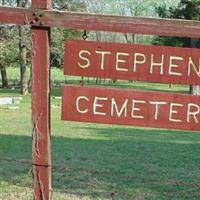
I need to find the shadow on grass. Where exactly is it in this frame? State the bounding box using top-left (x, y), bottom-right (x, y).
top-left (0, 127), bottom-right (200, 199)
top-left (0, 88), bottom-right (22, 96)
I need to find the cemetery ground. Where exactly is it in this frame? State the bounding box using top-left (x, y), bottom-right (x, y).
top-left (0, 68), bottom-right (200, 200)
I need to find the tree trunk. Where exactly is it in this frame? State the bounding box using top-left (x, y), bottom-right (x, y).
top-left (190, 38), bottom-right (200, 95)
top-left (190, 85), bottom-right (200, 95)
top-left (0, 65), bottom-right (9, 88)
top-left (123, 33), bottom-right (130, 43)
top-left (131, 34), bottom-right (136, 43)
top-left (19, 25), bottom-right (28, 95)
top-left (17, 0), bottom-right (28, 95)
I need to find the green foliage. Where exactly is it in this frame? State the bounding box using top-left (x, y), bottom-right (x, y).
top-left (86, 0), bottom-right (180, 16)
top-left (50, 0), bottom-right (87, 68)
top-left (153, 0), bottom-right (200, 47)
top-left (51, 28), bottom-right (82, 68)
top-left (171, 0), bottom-right (200, 20)
top-left (163, 0), bottom-right (200, 20)
top-left (0, 27), bottom-right (20, 68)
top-left (1, 0), bottom-right (86, 71)
top-left (85, 0), bottom-right (180, 44)
top-left (53, 0), bottom-right (86, 11)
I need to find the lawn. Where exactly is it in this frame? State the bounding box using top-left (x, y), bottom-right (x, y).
top-left (0, 70), bottom-right (200, 200)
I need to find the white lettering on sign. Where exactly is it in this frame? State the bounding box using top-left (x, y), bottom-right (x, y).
top-left (149, 101), bottom-right (167, 120)
top-left (133, 53), bottom-right (146, 72)
top-left (169, 103), bottom-right (183, 122)
top-left (150, 54), bottom-right (164, 75)
top-left (111, 98), bottom-right (128, 117)
top-left (116, 52), bottom-right (129, 71)
top-left (168, 56), bottom-right (183, 76)
top-left (77, 50), bottom-right (200, 79)
top-left (188, 58), bottom-right (200, 77)
top-left (76, 47), bottom-right (200, 81)
top-left (78, 50), bottom-right (91, 68)
top-left (187, 103), bottom-right (200, 123)
top-left (95, 50), bottom-right (112, 70)
top-left (76, 96), bottom-right (89, 114)
top-left (93, 96), bottom-right (108, 116)
top-left (75, 95), bottom-right (200, 124)
top-left (131, 99), bottom-right (146, 119)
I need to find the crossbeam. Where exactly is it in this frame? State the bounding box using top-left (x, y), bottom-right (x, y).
top-left (0, 6), bottom-right (200, 38)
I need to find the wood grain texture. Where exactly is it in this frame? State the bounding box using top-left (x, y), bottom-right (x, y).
top-left (62, 85), bottom-right (200, 132)
top-left (1, 6), bottom-right (200, 38)
top-left (32, 26), bottom-right (51, 200)
top-left (31, 0), bottom-right (51, 197)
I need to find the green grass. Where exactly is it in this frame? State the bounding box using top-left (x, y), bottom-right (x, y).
top-left (1, 67), bottom-right (190, 94)
top-left (0, 70), bottom-right (199, 199)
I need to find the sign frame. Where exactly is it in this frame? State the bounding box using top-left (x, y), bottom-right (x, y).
top-left (1, 2), bottom-right (200, 200)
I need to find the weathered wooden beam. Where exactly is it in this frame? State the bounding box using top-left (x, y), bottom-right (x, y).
top-left (31, 0), bottom-right (52, 200)
top-left (1, 6), bottom-right (200, 38)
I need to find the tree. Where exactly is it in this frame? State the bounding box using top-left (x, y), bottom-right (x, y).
top-left (0, 28), bottom-right (9, 88)
top-left (0, 0), bottom-right (16, 88)
top-left (0, 25), bottom-right (19, 88)
top-left (154, 0), bottom-right (200, 95)
top-left (84, 0), bottom-right (180, 44)
top-left (17, 0), bottom-right (30, 95)
top-left (50, 0), bottom-right (86, 68)
top-left (0, 0), bottom-right (30, 92)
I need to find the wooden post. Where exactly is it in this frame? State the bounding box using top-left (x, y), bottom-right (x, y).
top-left (31, 0), bottom-right (51, 199)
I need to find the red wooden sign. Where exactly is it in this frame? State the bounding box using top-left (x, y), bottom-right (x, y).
top-left (62, 85), bottom-right (200, 131)
top-left (64, 40), bottom-right (200, 85)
